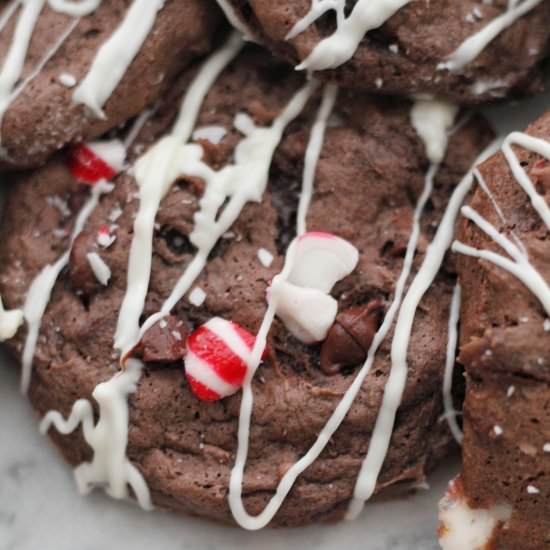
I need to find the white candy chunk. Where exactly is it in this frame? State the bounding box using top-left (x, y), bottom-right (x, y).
top-left (189, 286), bottom-right (207, 307)
top-left (0, 297), bottom-right (24, 341)
top-left (58, 72), bottom-right (77, 88)
top-left (269, 280), bottom-right (337, 344)
top-left (87, 139), bottom-right (126, 172)
top-left (86, 252), bottom-right (111, 286)
top-left (288, 232), bottom-right (359, 293)
top-left (439, 479), bottom-right (512, 550)
top-left (257, 247), bottom-right (274, 268)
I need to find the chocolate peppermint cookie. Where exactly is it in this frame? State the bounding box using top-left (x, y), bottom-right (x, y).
top-left (438, 111), bottom-right (550, 549)
top-left (0, 0), bottom-right (221, 169)
top-left (219, 0), bottom-right (550, 104)
top-left (0, 40), bottom-right (494, 527)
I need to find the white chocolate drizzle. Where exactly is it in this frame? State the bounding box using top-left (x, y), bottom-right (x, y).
top-left (0, 296), bottom-right (23, 341)
top-left (41, 37), bottom-right (245, 509)
top-left (21, 180), bottom-right (113, 394)
top-left (411, 98), bottom-right (458, 164)
top-left (73, 0), bottom-right (165, 118)
top-left (453, 132), bottom-right (550, 317)
top-left (48, 0), bottom-right (100, 16)
top-left (215, 0), bottom-right (255, 42)
top-left (14, 28), bottom-right (516, 525)
top-left (284, 0), bottom-right (540, 93)
top-left (192, 125), bottom-right (227, 145)
top-left (0, 0), bottom-right (162, 150)
top-left (346, 140), bottom-right (499, 520)
top-left (439, 0), bottom-right (544, 73)
top-left (40, 359), bottom-right (152, 509)
top-left (296, 83), bottom-right (338, 236)
top-left (227, 99), bottom-right (455, 529)
top-left (0, 1), bottom-right (21, 34)
top-left (134, 75), bottom-right (317, 350)
top-left (442, 283), bottom-right (464, 444)
top-left (114, 33), bottom-right (245, 356)
top-left (287, 0), bottom-right (412, 71)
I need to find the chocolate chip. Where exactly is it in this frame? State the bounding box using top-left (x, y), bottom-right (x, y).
top-left (320, 301), bottom-right (385, 375)
top-left (133, 315), bottom-right (188, 363)
top-left (160, 226), bottom-right (194, 256)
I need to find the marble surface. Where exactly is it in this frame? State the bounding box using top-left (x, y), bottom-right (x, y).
top-left (1, 90), bottom-right (549, 550)
top-left (0, 357), bottom-right (449, 550)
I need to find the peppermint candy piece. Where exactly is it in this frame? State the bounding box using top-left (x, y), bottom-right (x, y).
top-left (288, 231), bottom-right (359, 293)
top-left (68, 139), bottom-right (126, 184)
top-left (270, 232), bottom-right (359, 344)
top-left (184, 317), bottom-right (260, 401)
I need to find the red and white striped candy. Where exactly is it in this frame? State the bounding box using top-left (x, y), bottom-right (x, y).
top-left (184, 317), bottom-right (260, 401)
top-left (68, 139), bottom-right (126, 185)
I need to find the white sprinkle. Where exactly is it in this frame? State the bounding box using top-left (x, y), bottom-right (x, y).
top-left (483, 349), bottom-right (493, 357)
top-left (375, 78), bottom-right (383, 89)
top-left (172, 330), bottom-right (182, 341)
top-left (189, 287), bottom-right (207, 307)
top-left (58, 72), bottom-right (77, 88)
top-left (257, 248), bottom-right (274, 268)
top-left (473, 7), bottom-right (483, 18)
top-left (192, 125), bottom-right (227, 145)
top-left (520, 316), bottom-right (529, 323)
top-left (527, 485), bottom-right (540, 495)
top-left (86, 252), bottom-right (111, 286)
top-left (543, 443), bottom-right (550, 453)
top-left (108, 206), bottom-right (123, 222)
top-left (97, 228), bottom-right (116, 248)
top-left (506, 385), bottom-right (515, 398)
top-left (543, 319), bottom-right (550, 332)
top-left (159, 319), bottom-right (167, 329)
top-left (389, 43), bottom-right (399, 54)
top-left (493, 425), bottom-right (503, 436)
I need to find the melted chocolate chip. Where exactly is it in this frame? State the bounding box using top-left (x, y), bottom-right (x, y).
top-left (133, 315), bottom-right (188, 363)
top-left (160, 226), bottom-right (194, 256)
top-left (320, 301), bottom-right (385, 375)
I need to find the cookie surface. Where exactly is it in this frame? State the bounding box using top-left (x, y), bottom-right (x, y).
top-left (223, 0), bottom-right (550, 104)
top-left (0, 44), bottom-right (493, 526)
top-left (449, 112), bottom-right (550, 549)
top-left (0, 0), bottom-right (221, 169)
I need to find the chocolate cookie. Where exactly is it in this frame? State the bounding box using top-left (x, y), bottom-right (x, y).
top-left (0, 0), bottom-right (221, 169)
top-left (0, 40), bottom-right (494, 527)
top-left (439, 113), bottom-right (550, 548)
top-left (220, 0), bottom-right (550, 104)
